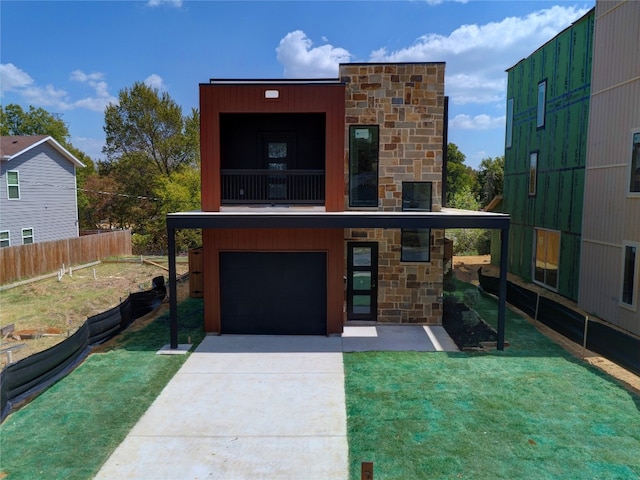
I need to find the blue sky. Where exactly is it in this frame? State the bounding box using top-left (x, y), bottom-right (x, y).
top-left (1, 0), bottom-right (593, 169)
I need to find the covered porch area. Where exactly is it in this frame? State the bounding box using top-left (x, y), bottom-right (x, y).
top-left (166, 208), bottom-right (510, 349)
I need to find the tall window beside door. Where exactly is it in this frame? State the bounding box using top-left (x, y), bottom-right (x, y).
top-left (349, 126), bottom-right (379, 207)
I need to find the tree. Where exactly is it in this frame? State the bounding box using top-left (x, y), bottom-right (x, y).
top-left (103, 82), bottom-right (199, 176)
top-left (0, 104), bottom-right (69, 139)
top-left (476, 156), bottom-right (504, 208)
top-left (446, 143), bottom-right (478, 207)
top-left (98, 82), bottom-right (201, 253)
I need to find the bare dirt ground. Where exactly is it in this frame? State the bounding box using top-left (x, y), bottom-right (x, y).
top-left (0, 259), bottom-right (189, 368)
top-left (452, 255), bottom-right (640, 396)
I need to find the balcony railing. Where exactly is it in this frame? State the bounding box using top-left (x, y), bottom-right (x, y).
top-left (221, 169), bottom-right (325, 205)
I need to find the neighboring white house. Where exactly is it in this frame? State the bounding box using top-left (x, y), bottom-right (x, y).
top-left (0, 135), bottom-right (85, 247)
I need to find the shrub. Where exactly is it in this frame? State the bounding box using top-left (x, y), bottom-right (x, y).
top-left (463, 288), bottom-right (481, 309)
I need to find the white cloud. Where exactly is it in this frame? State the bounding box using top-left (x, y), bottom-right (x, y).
top-left (369, 5), bottom-right (591, 105)
top-left (449, 113), bottom-right (505, 130)
top-left (70, 70), bottom-right (117, 112)
top-left (147, 0), bottom-right (182, 7)
top-left (276, 30), bottom-right (352, 78)
top-left (0, 63), bottom-right (34, 92)
top-left (1, 63), bottom-right (71, 108)
top-left (144, 74), bottom-right (166, 91)
top-left (0, 64), bottom-right (116, 112)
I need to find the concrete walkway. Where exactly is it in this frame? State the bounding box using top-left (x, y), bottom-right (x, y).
top-left (95, 325), bottom-right (457, 479)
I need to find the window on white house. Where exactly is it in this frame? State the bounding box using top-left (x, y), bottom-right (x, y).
top-left (349, 126), bottom-right (379, 207)
top-left (401, 229), bottom-right (431, 262)
top-left (621, 243), bottom-right (638, 309)
top-left (22, 228), bottom-right (34, 245)
top-left (506, 98), bottom-right (514, 149)
top-left (537, 80), bottom-right (546, 128)
top-left (629, 132), bottom-right (640, 193)
top-left (534, 228), bottom-right (560, 290)
top-left (7, 170), bottom-right (20, 199)
top-left (0, 231), bottom-right (9, 248)
top-left (529, 152), bottom-right (538, 196)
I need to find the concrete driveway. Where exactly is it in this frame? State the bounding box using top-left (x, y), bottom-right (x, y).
top-left (95, 325), bottom-right (456, 479)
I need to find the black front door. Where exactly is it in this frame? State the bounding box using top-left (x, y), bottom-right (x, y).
top-left (347, 242), bottom-right (378, 321)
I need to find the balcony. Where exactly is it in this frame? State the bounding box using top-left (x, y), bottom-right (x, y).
top-left (221, 169), bottom-right (325, 205)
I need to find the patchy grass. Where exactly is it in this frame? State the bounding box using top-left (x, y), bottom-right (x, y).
top-left (0, 260), bottom-right (189, 367)
top-left (0, 298), bottom-right (204, 480)
top-left (345, 280), bottom-right (640, 479)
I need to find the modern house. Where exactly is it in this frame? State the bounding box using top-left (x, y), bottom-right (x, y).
top-left (502, 9), bottom-right (594, 301)
top-left (166, 63), bottom-right (510, 346)
top-left (0, 135), bottom-right (84, 247)
top-left (579, 0), bottom-right (640, 337)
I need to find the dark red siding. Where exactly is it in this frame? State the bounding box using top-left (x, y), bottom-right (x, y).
top-left (203, 228), bottom-right (345, 335)
top-left (199, 83), bottom-right (345, 212)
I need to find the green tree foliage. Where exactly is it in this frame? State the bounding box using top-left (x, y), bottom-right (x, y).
top-left (446, 143), bottom-right (478, 207)
top-left (1, 104), bottom-right (69, 139)
top-left (95, 82), bottom-right (201, 254)
top-left (0, 104), bottom-right (96, 228)
top-left (476, 155), bottom-right (504, 208)
top-left (103, 82), bottom-right (199, 175)
top-left (445, 144), bottom-right (492, 255)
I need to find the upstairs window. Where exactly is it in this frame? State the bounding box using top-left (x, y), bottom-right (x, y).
top-left (402, 182), bottom-right (432, 211)
top-left (537, 80), bottom-right (546, 129)
top-left (529, 152), bottom-right (538, 196)
top-left (22, 228), bottom-right (34, 245)
top-left (629, 132), bottom-right (640, 193)
top-left (349, 126), bottom-right (379, 207)
top-left (505, 98), bottom-right (514, 149)
top-left (7, 170), bottom-right (20, 199)
top-left (0, 231), bottom-right (9, 248)
top-left (621, 243), bottom-right (638, 309)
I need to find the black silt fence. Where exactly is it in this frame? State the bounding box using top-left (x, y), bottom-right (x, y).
top-left (0, 276), bottom-right (167, 422)
top-left (478, 269), bottom-right (640, 376)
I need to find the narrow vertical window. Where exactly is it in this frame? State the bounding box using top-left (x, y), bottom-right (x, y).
top-left (0, 231), bottom-right (10, 248)
top-left (349, 126), bottom-right (379, 207)
top-left (22, 228), bottom-right (34, 245)
top-left (505, 98), bottom-right (514, 149)
top-left (621, 243), bottom-right (638, 308)
top-left (529, 152), bottom-right (538, 196)
top-left (534, 228), bottom-right (560, 290)
top-left (7, 170), bottom-right (20, 199)
top-left (629, 132), bottom-right (640, 193)
top-left (537, 80), bottom-right (546, 128)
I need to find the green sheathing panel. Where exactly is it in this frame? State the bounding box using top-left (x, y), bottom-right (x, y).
top-left (502, 10), bottom-right (593, 301)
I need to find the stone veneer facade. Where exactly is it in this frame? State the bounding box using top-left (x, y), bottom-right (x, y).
top-left (340, 62), bottom-right (446, 325)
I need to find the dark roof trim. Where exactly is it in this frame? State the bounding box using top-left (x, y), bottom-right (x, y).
top-left (167, 209), bottom-right (510, 230)
top-left (207, 78), bottom-right (342, 85)
top-left (340, 62), bottom-right (446, 67)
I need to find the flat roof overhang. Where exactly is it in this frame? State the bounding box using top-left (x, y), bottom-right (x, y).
top-left (166, 208), bottom-right (510, 350)
top-left (166, 208), bottom-right (510, 230)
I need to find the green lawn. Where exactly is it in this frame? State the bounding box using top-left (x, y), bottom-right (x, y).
top-left (0, 298), bottom-right (205, 480)
top-left (344, 282), bottom-right (640, 479)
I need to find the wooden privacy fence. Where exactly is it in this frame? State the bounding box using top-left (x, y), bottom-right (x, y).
top-left (0, 230), bottom-right (132, 285)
